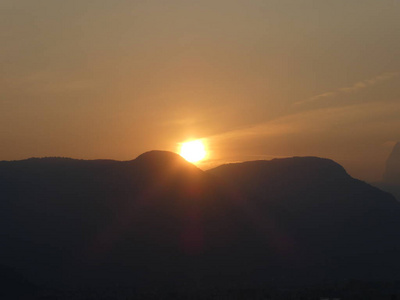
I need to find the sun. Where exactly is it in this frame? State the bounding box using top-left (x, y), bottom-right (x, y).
top-left (179, 140), bottom-right (207, 163)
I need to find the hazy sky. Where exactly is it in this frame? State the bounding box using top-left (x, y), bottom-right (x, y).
top-left (1, 0), bottom-right (400, 181)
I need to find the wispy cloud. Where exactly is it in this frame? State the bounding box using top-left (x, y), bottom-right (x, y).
top-left (208, 71), bottom-right (400, 149)
top-left (208, 100), bottom-right (400, 150)
top-left (203, 100), bottom-right (400, 181)
top-left (339, 72), bottom-right (399, 93)
top-left (295, 72), bottom-right (399, 106)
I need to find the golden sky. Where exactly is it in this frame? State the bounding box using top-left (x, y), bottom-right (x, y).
top-left (1, 0), bottom-right (400, 182)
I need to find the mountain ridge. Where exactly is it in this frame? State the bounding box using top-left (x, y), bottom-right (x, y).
top-left (1, 151), bottom-right (399, 293)
top-left (377, 141), bottom-right (400, 200)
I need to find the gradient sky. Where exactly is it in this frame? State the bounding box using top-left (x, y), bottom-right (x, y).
top-left (1, 0), bottom-right (400, 182)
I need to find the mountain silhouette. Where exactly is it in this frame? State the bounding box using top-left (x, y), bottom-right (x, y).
top-left (384, 142), bottom-right (400, 184)
top-left (379, 142), bottom-right (400, 200)
top-left (209, 157), bottom-right (400, 281)
top-left (1, 151), bottom-right (400, 295)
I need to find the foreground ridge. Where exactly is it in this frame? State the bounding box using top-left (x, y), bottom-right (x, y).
top-left (0, 151), bottom-right (399, 297)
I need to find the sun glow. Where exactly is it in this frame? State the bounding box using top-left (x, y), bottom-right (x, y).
top-left (179, 140), bottom-right (207, 163)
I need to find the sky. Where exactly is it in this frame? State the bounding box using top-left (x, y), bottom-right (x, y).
top-left (1, 0), bottom-right (400, 182)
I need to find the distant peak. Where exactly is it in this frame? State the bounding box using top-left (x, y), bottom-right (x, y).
top-left (393, 142), bottom-right (400, 152)
top-left (134, 150), bottom-right (194, 168)
top-left (390, 142), bottom-right (400, 162)
top-left (384, 142), bottom-right (400, 184)
top-left (135, 150), bottom-right (184, 162)
top-left (132, 151), bottom-right (204, 178)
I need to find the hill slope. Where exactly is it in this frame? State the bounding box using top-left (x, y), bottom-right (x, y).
top-left (1, 152), bottom-right (400, 292)
top-left (379, 142), bottom-right (400, 199)
top-left (208, 157), bottom-right (400, 282)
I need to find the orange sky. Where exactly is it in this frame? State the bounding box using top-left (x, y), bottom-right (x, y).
top-left (1, 0), bottom-right (400, 182)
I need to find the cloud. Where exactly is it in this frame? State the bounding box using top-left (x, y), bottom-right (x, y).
top-left (295, 72), bottom-right (399, 106)
top-left (207, 100), bottom-right (400, 156)
top-left (339, 72), bottom-right (399, 93)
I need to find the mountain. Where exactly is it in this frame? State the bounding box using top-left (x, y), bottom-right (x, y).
top-left (0, 151), bottom-right (242, 291)
top-left (384, 142), bottom-right (400, 184)
top-left (208, 157), bottom-right (400, 282)
top-left (378, 142), bottom-right (400, 199)
top-left (1, 152), bottom-right (400, 295)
